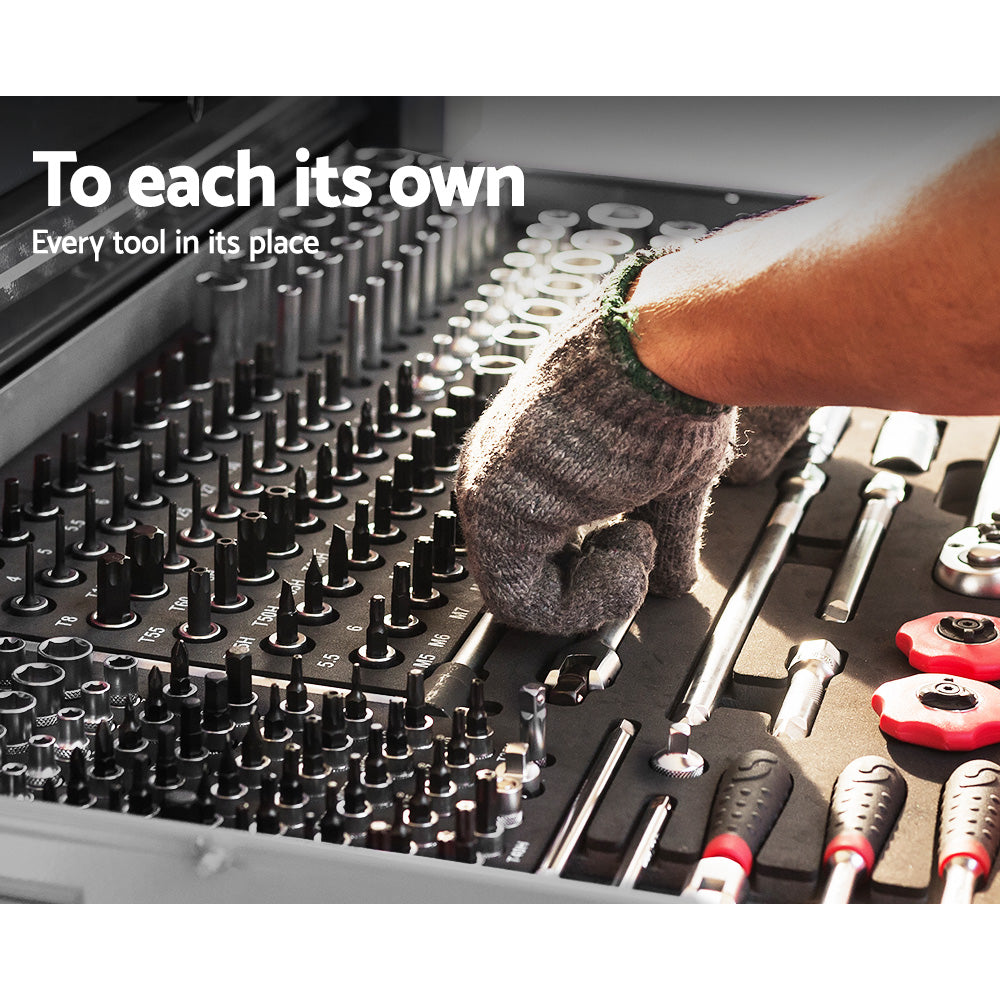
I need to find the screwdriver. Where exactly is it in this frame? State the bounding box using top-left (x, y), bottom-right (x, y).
top-left (680, 749), bottom-right (792, 903)
top-left (937, 759), bottom-right (1000, 904)
top-left (820, 756), bottom-right (906, 904)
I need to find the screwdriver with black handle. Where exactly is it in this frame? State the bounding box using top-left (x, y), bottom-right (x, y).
top-left (937, 759), bottom-right (1000, 904)
top-left (820, 755), bottom-right (907, 904)
top-left (680, 749), bottom-right (793, 903)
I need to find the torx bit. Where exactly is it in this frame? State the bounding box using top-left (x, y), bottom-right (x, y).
top-left (207, 379), bottom-right (236, 442)
top-left (333, 421), bottom-right (363, 486)
top-left (114, 702), bottom-right (150, 778)
top-left (39, 511), bottom-right (83, 588)
top-left (466, 678), bottom-right (494, 760)
top-left (386, 562), bottom-right (420, 636)
top-left (181, 398), bottom-right (213, 464)
top-left (321, 692), bottom-right (352, 773)
top-left (303, 369), bottom-right (331, 432)
top-left (177, 477), bottom-right (215, 547)
top-left (319, 781), bottom-right (346, 844)
top-left (151, 723), bottom-right (184, 799)
top-left (390, 453), bottom-right (423, 518)
top-left (62, 748), bottom-right (96, 808)
top-left (310, 442), bottom-right (343, 508)
top-left (404, 669), bottom-right (434, 757)
top-left (109, 388), bottom-right (141, 451)
top-left (163, 501), bottom-right (192, 573)
top-left (178, 566), bottom-right (222, 642)
top-left (394, 360), bottom-right (421, 421)
top-left (255, 410), bottom-right (289, 476)
top-left (324, 524), bottom-right (360, 597)
top-left (260, 485), bottom-right (298, 559)
top-left (126, 525), bottom-right (168, 600)
top-left (821, 756), bottom-right (907, 904)
top-left (278, 743), bottom-right (309, 836)
top-left (431, 509), bottom-right (464, 580)
top-left (156, 420), bottom-right (189, 487)
top-left (352, 595), bottom-right (399, 668)
top-left (344, 664), bottom-right (373, 743)
top-left (446, 708), bottom-right (476, 792)
top-left (280, 655), bottom-right (314, 735)
top-left (354, 401), bottom-right (384, 463)
top-left (253, 342), bottom-right (281, 403)
top-left (349, 500), bottom-right (382, 570)
top-left (126, 755), bottom-right (156, 816)
top-left (160, 349), bottom-right (190, 411)
top-left (98, 464), bottom-right (136, 535)
top-left (362, 722), bottom-right (393, 809)
top-left (411, 429), bottom-right (442, 495)
top-left (25, 453), bottom-right (59, 520)
top-left (384, 698), bottom-right (414, 783)
top-left (205, 456), bottom-right (239, 522)
top-left (410, 536), bottom-right (442, 608)
top-left (232, 432), bottom-right (263, 498)
top-left (82, 411), bottom-right (113, 475)
top-left (211, 537), bottom-right (246, 611)
top-left (88, 551), bottom-right (137, 629)
top-left (232, 360), bottom-right (261, 422)
top-left (278, 390), bottom-right (309, 454)
top-left (371, 477), bottom-right (402, 544)
top-left (235, 710), bottom-right (271, 811)
top-left (255, 774), bottom-right (285, 835)
top-left (211, 737), bottom-right (249, 826)
top-left (54, 431), bottom-right (85, 497)
top-left (237, 510), bottom-right (273, 585)
top-left (321, 350), bottom-right (351, 413)
top-left (293, 466), bottom-right (321, 532)
top-left (338, 753), bottom-right (373, 839)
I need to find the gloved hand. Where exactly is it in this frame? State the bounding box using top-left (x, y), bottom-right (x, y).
top-left (456, 249), bottom-right (737, 636)
top-left (727, 405), bottom-right (815, 485)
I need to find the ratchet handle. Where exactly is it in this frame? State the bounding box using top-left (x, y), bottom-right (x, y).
top-left (938, 759), bottom-right (1000, 878)
top-left (703, 749), bottom-right (793, 874)
top-left (823, 755), bottom-right (907, 873)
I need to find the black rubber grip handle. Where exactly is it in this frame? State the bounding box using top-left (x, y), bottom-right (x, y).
top-left (938, 759), bottom-right (1000, 873)
top-left (705, 749), bottom-right (793, 855)
top-left (824, 755), bottom-right (907, 865)
top-left (424, 660), bottom-right (475, 717)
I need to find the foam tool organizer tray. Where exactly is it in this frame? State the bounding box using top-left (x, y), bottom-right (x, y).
top-left (0, 149), bottom-right (998, 904)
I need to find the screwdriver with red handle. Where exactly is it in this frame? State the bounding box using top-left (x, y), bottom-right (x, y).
top-left (937, 759), bottom-right (1000, 904)
top-left (680, 749), bottom-right (793, 903)
top-left (820, 755), bottom-right (907, 903)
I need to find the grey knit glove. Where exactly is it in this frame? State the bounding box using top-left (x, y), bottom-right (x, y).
top-left (727, 406), bottom-right (815, 485)
top-left (456, 250), bottom-right (737, 636)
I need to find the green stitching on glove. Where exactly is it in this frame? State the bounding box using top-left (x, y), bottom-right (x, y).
top-left (602, 248), bottom-right (725, 416)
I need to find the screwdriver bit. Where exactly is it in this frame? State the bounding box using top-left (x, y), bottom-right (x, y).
top-left (280, 655), bottom-right (314, 734)
top-left (255, 410), bottom-right (289, 476)
top-left (126, 442), bottom-right (163, 511)
top-left (25, 454), bottom-right (59, 520)
top-left (114, 702), bottom-right (150, 778)
top-left (390, 454), bottom-right (423, 518)
top-left (175, 696), bottom-right (210, 785)
top-left (338, 754), bottom-right (373, 840)
top-left (355, 400), bottom-right (385, 462)
top-left (324, 525), bottom-right (361, 597)
top-left (138, 665), bottom-right (173, 743)
top-left (319, 781), bottom-right (347, 844)
top-left (163, 502), bottom-right (192, 573)
top-left (255, 774), bottom-right (285, 836)
top-left (156, 421), bottom-right (189, 487)
top-left (321, 351), bottom-right (351, 413)
top-left (278, 744), bottom-right (309, 837)
top-left (362, 723), bottom-right (393, 809)
top-left (202, 672), bottom-right (235, 756)
top-left (344, 664), bottom-right (373, 743)
top-left (181, 399), bottom-right (213, 464)
top-left (211, 737), bottom-right (249, 826)
top-left (126, 525), bottom-right (168, 600)
top-left (204, 455), bottom-right (240, 522)
top-left (237, 510), bottom-right (274, 585)
top-left (446, 708), bottom-right (476, 792)
top-left (54, 432), bottom-right (86, 497)
top-left (126, 754), bottom-right (157, 817)
top-left (466, 678), bottom-right (495, 759)
top-left (235, 710), bottom-right (271, 811)
top-left (225, 644), bottom-right (257, 738)
top-left (232, 432), bottom-right (263, 499)
top-left (260, 486), bottom-right (298, 560)
top-left (349, 501), bottom-right (382, 571)
top-left (320, 693), bottom-right (352, 774)
top-left (309, 443), bottom-right (343, 509)
top-left (89, 552), bottom-right (138, 629)
top-left (293, 466), bottom-right (321, 532)
top-left (409, 537), bottom-right (443, 608)
top-left (177, 477), bottom-right (216, 548)
top-left (371, 477), bottom-right (403, 544)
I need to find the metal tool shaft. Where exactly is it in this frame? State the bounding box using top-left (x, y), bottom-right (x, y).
top-left (822, 472), bottom-right (907, 622)
top-left (537, 719), bottom-right (635, 876)
top-left (612, 794), bottom-right (672, 888)
top-left (678, 463), bottom-right (826, 726)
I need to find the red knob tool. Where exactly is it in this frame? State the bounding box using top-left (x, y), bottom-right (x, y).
top-left (871, 673), bottom-right (1000, 751)
top-left (896, 612), bottom-right (1000, 681)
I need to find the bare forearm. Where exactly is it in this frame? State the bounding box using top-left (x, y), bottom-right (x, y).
top-left (627, 109), bottom-right (1000, 415)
